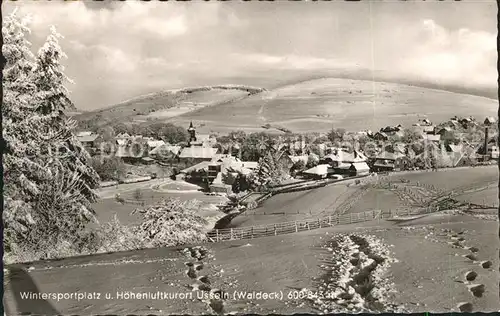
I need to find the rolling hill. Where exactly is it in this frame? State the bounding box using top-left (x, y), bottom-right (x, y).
top-left (74, 85), bottom-right (266, 127)
top-left (75, 78), bottom-right (497, 134)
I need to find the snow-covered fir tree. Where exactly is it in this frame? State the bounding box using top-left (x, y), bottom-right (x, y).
top-left (2, 10), bottom-right (51, 249)
top-left (2, 12), bottom-right (100, 256)
top-left (253, 142), bottom-right (290, 190)
top-left (31, 25), bottom-right (100, 211)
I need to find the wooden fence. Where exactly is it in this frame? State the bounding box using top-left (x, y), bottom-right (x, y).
top-left (206, 207), bottom-right (435, 242)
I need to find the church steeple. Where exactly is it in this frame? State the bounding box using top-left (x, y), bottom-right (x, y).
top-left (188, 121), bottom-right (196, 144)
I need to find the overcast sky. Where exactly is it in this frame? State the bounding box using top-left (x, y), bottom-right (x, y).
top-left (4, 0), bottom-right (497, 111)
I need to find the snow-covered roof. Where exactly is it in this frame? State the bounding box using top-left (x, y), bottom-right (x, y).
top-left (351, 162), bottom-right (370, 171)
top-left (211, 154), bottom-right (239, 163)
top-left (242, 161), bottom-right (259, 169)
top-left (485, 116), bottom-right (497, 125)
top-left (76, 131), bottom-right (93, 137)
top-left (191, 134), bottom-right (213, 145)
top-left (147, 140), bottom-right (166, 148)
top-left (303, 164), bottom-right (330, 176)
top-left (447, 144), bottom-right (463, 153)
top-left (116, 133), bottom-right (131, 138)
top-left (77, 134), bottom-right (99, 143)
top-left (179, 146), bottom-right (218, 159)
top-left (422, 134), bottom-right (441, 142)
top-left (181, 161), bottom-right (212, 174)
top-left (325, 150), bottom-right (367, 163)
top-left (375, 152), bottom-right (406, 161)
top-left (116, 139), bottom-right (127, 146)
top-left (149, 144), bottom-right (181, 156)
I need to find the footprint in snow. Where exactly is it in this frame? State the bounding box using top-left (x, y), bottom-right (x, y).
top-left (463, 254), bottom-right (477, 261)
top-left (467, 284), bottom-right (485, 298)
top-left (465, 271), bottom-right (478, 282)
top-left (457, 302), bottom-right (473, 312)
top-left (198, 275), bottom-right (211, 285)
top-left (480, 261), bottom-right (492, 269)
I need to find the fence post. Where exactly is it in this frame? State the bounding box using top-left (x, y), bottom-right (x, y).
top-left (251, 227), bottom-right (254, 239)
top-left (274, 224), bottom-right (277, 236)
top-left (307, 222), bottom-right (310, 230)
top-left (216, 229), bottom-right (219, 242)
top-left (295, 221), bottom-right (298, 232)
top-left (230, 228), bottom-right (234, 240)
top-left (318, 218), bottom-right (321, 228)
top-left (328, 216), bottom-right (332, 226)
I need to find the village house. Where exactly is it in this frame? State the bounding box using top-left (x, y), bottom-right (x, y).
top-left (115, 145), bottom-right (145, 164)
top-left (116, 132), bottom-right (131, 139)
top-left (302, 164), bottom-right (335, 179)
top-left (380, 124), bottom-right (402, 134)
top-left (148, 144), bottom-right (182, 161)
top-left (321, 149), bottom-right (370, 176)
top-left (412, 123), bottom-right (435, 135)
top-left (178, 146), bottom-right (219, 164)
top-left (372, 131), bottom-right (389, 141)
top-left (440, 143), bottom-right (470, 167)
top-left (147, 140), bottom-right (166, 152)
top-left (178, 154), bottom-right (258, 191)
top-left (76, 131), bottom-right (101, 152)
top-left (484, 116), bottom-right (497, 126)
top-left (436, 127), bottom-right (457, 142)
top-left (476, 137), bottom-right (499, 160)
top-left (371, 152), bottom-right (412, 172)
top-left (422, 134), bottom-right (441, 142)
top-left (387, 143), bottom-right (406, 155)
top-left (459, 116), bottom-right (477, 129)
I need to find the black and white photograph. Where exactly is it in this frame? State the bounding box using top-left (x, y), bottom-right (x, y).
top-left (2, 0), bottom-right (499, 314)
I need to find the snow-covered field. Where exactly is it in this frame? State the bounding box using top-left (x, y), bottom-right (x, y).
top-left (4, 167), bottom-right (499, 315)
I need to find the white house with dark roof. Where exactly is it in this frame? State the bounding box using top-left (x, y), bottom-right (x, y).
top-left (76, 132), bottom-right (100, 149)
top-left (179, 146), bottom-right (219, 164)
